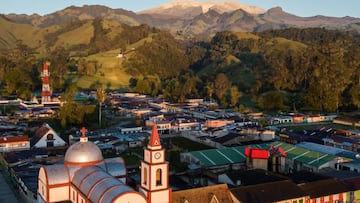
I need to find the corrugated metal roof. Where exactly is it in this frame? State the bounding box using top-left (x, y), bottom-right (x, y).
top-left (72, 166), bottom-right (134, 203)
top-left (272, 141), bottom-right (344, 167)
top-left (189, 144), bottom-right (263, 167)
top-left (78, 171), bottom-right (111, 196)
top-left (90, 181), bottom-right (133, 203)
top-left (72, 166), bottom-right (103, 187)
top-left (187, 141), bottom-right (347, 168)
top-left (105, 158), bottom-right (126, 177)
top-left (43, 164), bottom-right (69, 185)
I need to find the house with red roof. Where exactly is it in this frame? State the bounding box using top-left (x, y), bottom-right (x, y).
top-left (0, 135), bottom-right (30, 152)
top-left (31, 123), bottom-right (66, 149)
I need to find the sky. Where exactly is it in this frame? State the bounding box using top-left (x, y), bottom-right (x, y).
top-left (0, 0), bottom-right (359, 18)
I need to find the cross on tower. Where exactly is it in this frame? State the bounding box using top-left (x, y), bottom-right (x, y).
top-left (80, 127), bottom-right (87, 137)
top-left (80, 127), bottom-right (88, 142)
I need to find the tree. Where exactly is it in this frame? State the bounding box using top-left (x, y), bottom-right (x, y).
top-left (258, 91), bottom-right (288, 112)
top-left (48, 46), bottom-right (70, 90)
top-left (4, 69), bottom-right (33, 99)
top-left (206, 81), bottom-right (215, 101)
top-left (58, 86), bottom-right (95, 127)
top-left (214, 73), bottom-right (231, 103)
top-left (229, 86), bottom-right (242, 107)
top-left (96, 88), bottom-right (106, 126)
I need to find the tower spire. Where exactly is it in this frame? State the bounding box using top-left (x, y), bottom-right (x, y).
top-left (148, 124), bottom-right (161, 150)
top-left (41, 61), bottom-right (51, 104)
top-left (140, 124), bottom-right (171, 203)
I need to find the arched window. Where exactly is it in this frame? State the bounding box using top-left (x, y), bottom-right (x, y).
top-left (143, 167), bottom-right (147, 185)
top-left (72, 190), bottom-right (76, 201)
top-left (156, 169), bottom-right (162, 186)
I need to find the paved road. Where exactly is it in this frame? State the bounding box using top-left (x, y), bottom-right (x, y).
top-left (0, 170), bottom-right (20, 203)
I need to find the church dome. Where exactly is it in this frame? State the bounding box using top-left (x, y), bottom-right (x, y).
top-left (64, 136), bottom-right (104, 166)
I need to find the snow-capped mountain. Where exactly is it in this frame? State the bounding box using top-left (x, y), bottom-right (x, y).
top-left (138, 0), bottom-right (265, 19)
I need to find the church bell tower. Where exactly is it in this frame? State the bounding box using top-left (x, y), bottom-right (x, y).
top-left (139, 125), bottom-right (172, 203)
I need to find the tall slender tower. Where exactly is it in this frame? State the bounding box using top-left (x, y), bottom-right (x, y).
top-left (139, 125), bottom-right (172, 203)
top-left (41, 62), bottom-right (51, 104)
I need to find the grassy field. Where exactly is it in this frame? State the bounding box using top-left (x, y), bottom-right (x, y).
top-left (76, 49), bottom-right (131, 89)
top-left (265, 37), bottom-right (308, 53)
top-left (75, 35), bottom-right (155, 89)
top-left (54, 21), bottom-right (94, 49)
top-left (234, 32), bottom-right (260, 40)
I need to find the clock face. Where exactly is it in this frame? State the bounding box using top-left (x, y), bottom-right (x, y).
top-left (154, 152), bottom-right (161, 160)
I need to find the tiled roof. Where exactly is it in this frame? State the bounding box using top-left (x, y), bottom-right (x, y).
top-left (342, 176), bottom-right (360, 190)
top-left (172, 184), bottom-right (233, 203)
top-left (230, 180), bottom-right (307, 203)
top-left (225, 169), bottom-right (287, 186)
top-left (148, 124), bottom-right (161, 148)
top-left (0, 135), bottom-right (29, 143)
top-left (30, 123), bottom-right (51, 146)
top-left (299, 179), bottom-right (349, 198)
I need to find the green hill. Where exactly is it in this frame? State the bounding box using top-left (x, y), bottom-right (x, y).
top-left (53, 21), bottom-right (94, 49)
top-left (0, 16), bottom-right (44, 52)
top-left (264, 37), bottom-right (307, 52)
top-left (72, 32), bottom-right (155, 89)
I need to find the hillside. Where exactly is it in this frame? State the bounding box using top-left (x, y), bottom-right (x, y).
top-left (0, 4), bottom-right (359, 113)
top-left (0, 15), bottom-right (161, 89)
top-left (0, 15), bottom-right (44, 52)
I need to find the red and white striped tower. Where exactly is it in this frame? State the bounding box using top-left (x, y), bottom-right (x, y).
top-left (41, 62), bottom-right (51, 103)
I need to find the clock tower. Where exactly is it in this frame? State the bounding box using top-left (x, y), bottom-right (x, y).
top-left (139, 124), bottom-right (172, 203)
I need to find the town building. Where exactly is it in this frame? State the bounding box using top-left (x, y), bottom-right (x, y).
top-left (0, 135), bottom-right (30, 152)
top-left (37, 125), bottom-right (171, 203)
top-left (31, 123), bottom-right (66, 149)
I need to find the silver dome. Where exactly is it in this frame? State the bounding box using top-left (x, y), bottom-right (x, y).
top-left (64, 140), bottom-right (104, 166)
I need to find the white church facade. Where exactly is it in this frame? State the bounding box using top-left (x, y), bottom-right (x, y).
top-left (37, 125), bottom-right (171, 203)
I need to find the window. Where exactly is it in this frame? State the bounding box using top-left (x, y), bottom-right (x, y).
top-left (47, 134), bottom-right (54, 140)
top-left (143, 167), bottom-right (147, 185)
top-left (156, 169), bottom-right (162, 185)
top-left (72, 190), bottom-right (76, 201)
top-left (47, 133), bottom-right (54, 147)
top-left (47, 141), bottom-right (54, 147)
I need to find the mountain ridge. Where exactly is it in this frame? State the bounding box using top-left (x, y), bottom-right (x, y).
top-left (138, 0), bottom-right (265, 19)
top-left (2, 3), bottom-right (360, 40)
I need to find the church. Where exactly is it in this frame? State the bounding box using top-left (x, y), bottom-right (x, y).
top-left (37, 125), bottom-right (172, 203)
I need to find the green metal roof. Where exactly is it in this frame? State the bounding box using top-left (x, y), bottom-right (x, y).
top-left (188, 141), bottom-right (349, 168)
top-left (189, 144), bottom-right (268, 167)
